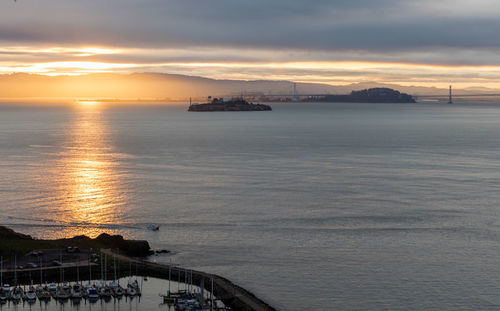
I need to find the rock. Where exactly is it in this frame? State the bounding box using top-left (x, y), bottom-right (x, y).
top-left (96, 233), bottom-right (153, 257)
top-left (0, 226), bottom-right (32, 240)
top-left (155, 249), bottom-right (170, 254)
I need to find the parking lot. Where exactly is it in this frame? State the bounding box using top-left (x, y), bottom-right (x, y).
top-left (1, 247), bottom-right (98, 270)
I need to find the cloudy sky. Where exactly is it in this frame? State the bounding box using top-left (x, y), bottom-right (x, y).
top-left (1, 0), bottom-right (500, 88)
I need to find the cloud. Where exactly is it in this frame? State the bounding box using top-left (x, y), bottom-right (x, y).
top-left (1, 0), bottom-right (499, 52)
top-left (1, 0), bottom-right (500, 87)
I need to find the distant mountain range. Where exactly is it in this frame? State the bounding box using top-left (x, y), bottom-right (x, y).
top-left (0, 72), bottom-right (497, 101)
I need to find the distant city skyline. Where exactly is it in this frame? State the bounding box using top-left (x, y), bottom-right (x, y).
top-left (1, 0), bottom-right (500, 88)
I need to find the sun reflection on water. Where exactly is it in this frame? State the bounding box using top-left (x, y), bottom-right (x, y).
top-left (51, 104), bottom-right (126, 238)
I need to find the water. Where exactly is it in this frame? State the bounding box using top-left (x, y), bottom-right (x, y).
top-left (1, 101), bottom-right (500, 310)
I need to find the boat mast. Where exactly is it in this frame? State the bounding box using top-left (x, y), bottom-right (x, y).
top-left (104, 254), bottom-right (107, 283)
top-left (113, 256), bottom-right (117, 283)
top-left (39, 256), bottom-right (42, 285)
top-left (448, 85), bottom-right (453, 104)
top-left (60, 251), bottom-right (64, 283)
top-left (88, 253), bottom-right (91, 285)
top-left (1, 256), bottom-right (3, 286)
top-left (100, 254), bottom-right (103, 283)
top-left (14, 255), bottom-right (17, 286)
top-left (211, 278), bottom-right (214, 311)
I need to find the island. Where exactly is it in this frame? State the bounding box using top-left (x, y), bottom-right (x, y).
top-left (188, 98), bottom-right (272, 112)
top-left (304, 88), bottom-right (416, 103)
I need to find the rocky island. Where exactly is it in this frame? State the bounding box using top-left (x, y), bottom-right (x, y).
top-left (188, 98), bottom-right (272, 112)
top-left (304, 88), bottom-right (416, 103)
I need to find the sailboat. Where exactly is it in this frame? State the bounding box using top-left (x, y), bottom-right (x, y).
top-left (124, 262), bottom-right (135, 297)
top-left (24, 284), bottom-right (37, 301)
top-left (87, 287), bottom-right (100, 301)
top-left (110, 256), bottom-right (124, 298)
top-left (99, 254), bottom-right (112, 299)
top-left (56, 253), bottom-right (70, 300)
top-left (9, 286), bottom-right (22, 302)
top-left (71, 265), bottom-right (83, 300)
top-left (48, 282), bottom-right (57, 297)
top-left (10, 255), bottom-right (22, 303)
top-left (0, 257), bottom-right (7, 304)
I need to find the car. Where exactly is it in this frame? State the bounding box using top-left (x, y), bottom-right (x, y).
top-left (26, 263), bottom-right (38, 268)
top-left (16, 265), bottom-right (24, 270)
top-left (29, 250), bottom-right (44, 257)
top-left (52, 260), bottom-right (62, 266)
top-left (66, 246), bottom-right (81, 253)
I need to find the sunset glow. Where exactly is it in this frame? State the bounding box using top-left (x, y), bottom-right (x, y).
top-left (2, 50), bottom-right (500, 89)
top-left (1, 0), bottom-right (500, 93)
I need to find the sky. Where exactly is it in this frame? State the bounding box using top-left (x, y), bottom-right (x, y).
top-left (1, 0), bottom-right (500, 88)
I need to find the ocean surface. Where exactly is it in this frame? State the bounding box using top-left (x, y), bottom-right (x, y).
top-left (1, 101), bottom-right (500, 310)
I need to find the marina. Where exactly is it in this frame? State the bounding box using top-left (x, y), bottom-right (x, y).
top-left (0, 276), bottom-right (217, 311)
top-left (0, 249), bottom-right (263, 311)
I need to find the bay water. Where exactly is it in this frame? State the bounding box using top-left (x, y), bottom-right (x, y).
top-left (1, 101), bottom-right (500, 310)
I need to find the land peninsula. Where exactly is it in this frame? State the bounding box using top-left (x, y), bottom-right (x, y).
top-left (304, 87), bottom-right (416, 103)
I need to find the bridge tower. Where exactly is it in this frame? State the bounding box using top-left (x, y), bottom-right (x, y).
top-left (292, 82), bottom-right (298, 101)
top-left (448, 85), bottom-right (453, 104)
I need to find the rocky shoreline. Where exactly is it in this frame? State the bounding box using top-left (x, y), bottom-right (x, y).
top-left (0, 225), bottom-right (153, 257)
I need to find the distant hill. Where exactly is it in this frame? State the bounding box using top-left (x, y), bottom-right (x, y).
top-left (0, 72), bottom-right (495, 101)
top-left (304, 88), bottom-right (416, 103)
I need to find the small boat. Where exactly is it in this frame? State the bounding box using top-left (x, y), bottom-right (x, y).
top-left (87, 288), bottom-right (100, 301)
top-left (9, 286), bottom-right (22, 302)
top-left (125, 284), bottom-right (137, 297)
top-left (0, 288), bottom-right (8, 304)
top-left (56, 284), bottom-right (70, 300)
top-left (48, 282), bottom-right (57, 295)
top-left (99, 285), bottom-right (113, 298)
top-left (36, 285), bottom-right (51, 301)
top-left (130, 279), bottom-right (141, 296)
top-left (24, 285), bottom-right (37, 301)
top-left (71, 283), bottom-right (83, 299)
top-left (148, 224), bottom-right (160, 231)
top-left (84, 282), bottom-right (94, 296)
top-left (113, 286), bottom-right (124, 298)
